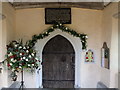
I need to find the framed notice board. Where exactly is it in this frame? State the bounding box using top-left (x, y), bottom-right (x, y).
top-left (101, 42), bottom-right (110, 69)
top-left (45, 8), bottom-right (71, 24)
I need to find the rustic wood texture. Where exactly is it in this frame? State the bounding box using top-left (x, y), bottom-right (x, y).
top-left (10, 2), bottom-right (104, 10)
top-left (42, 35), bottom-right (75, 88)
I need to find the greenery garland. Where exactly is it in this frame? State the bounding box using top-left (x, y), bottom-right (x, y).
top-left (28, 22), bottom-right (88, 50)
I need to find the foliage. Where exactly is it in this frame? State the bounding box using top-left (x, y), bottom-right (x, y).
top-left (4, 40), bottom-right (40, 81)
top-left (28, 22), bottom-right (88, 50)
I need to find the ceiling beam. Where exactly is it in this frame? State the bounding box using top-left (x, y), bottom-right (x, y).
top-left (10, 2), bottom-right (104, 10)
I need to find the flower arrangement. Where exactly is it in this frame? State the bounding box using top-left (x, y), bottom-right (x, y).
top-left (4, 40), bottom-right (41, 81)
top-left (28, 22), bottom-right (88, 50)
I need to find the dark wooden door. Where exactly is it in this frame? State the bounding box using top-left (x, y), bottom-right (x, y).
top-left (42, 35), bottom-right (75, 88)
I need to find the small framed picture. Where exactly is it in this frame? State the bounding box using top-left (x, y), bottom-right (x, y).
top-left (85, 49), bottom-right (94, 63)
top-left (101, 42), bottom-right (110, 69)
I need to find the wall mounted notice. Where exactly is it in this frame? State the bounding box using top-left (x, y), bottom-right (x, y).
top-left (45, 8), bottom-right (71, 24)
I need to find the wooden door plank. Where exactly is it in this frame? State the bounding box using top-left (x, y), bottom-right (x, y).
top-left (42, 35), bottom-right (75, 88)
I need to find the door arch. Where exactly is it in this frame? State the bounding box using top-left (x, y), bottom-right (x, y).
top-left (42, 35), bottom-right (75, 88)
top-left (35, 29), bottom-right (82, 88)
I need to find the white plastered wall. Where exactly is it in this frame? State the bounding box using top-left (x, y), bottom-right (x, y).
top-left (101, 2), bottom-right (118, 88)
top-left (15, 8), bottom-right (102, 88)
top-left (0, 2), bottom-right (16, 88)
top-left (2, 2), bottom-right (119, 88)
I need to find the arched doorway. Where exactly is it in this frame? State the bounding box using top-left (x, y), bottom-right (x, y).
top-left (35, 29), bottom-right (82, 88)
top-left (42, 35), bottom-right (75, 88)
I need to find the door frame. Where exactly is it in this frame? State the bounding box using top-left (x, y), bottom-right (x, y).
top-left (35, 29), bottom-right (82, 88)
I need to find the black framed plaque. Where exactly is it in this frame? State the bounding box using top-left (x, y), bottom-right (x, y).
top-left (45, 8), bottom-right (71, 24)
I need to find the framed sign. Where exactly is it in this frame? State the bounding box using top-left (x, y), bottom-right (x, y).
top-left (101, 42), bottom-right (110, 69)
top-left (45, 8), bottom-right (71, 24)
top-left (85, 49), bottom-right (94, 63)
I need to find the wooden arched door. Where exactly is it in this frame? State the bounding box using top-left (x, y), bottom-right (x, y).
top-left (42, 35), bottom-right (75, 88)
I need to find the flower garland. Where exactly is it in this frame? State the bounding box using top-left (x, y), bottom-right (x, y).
top-left (28, 22), bottom-right (88, 50)
top-left (4, 40), bottom-right (41, 81)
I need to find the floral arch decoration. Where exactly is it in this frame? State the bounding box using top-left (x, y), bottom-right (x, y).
top-left (28, 22), bottom-right (88, 50)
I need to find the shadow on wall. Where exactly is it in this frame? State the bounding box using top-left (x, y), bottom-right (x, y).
top-left (119, 72), bottom-right (120, 89)
top-left (115, 73), bottom-right (118, 88)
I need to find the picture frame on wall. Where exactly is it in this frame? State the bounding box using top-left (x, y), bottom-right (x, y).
top-left (101, 42), bottom-right (110, 69)
top-left (85, 49), bottom-right (94, 63)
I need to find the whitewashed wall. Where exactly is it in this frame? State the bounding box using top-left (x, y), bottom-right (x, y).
top-left (101, 2), bottom-right (118, 88)
top-left (0, 2), bottom-right (118, 88)
top-left (15, 7), bottom-right (102, 88)
top-left (0, 2), bottom-right (16, 88)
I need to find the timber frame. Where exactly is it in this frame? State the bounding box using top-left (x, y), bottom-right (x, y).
top-left (10, 2), bottom-right (104, 10)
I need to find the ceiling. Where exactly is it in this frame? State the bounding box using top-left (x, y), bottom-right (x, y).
top-left (8, 0), bottom-right (112, 10)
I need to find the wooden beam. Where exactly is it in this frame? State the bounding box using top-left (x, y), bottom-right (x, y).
top-left (10, 2), bottom-right (104, 10)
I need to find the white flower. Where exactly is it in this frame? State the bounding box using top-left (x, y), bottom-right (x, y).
top-left (28, 64), bottom-right (30, 66)
top-left (85, 36), bottom-right (88, 39)
top-left (8, 52), bottom-right (13, 56)
top-left (23, 57), bottom-right (26, 59)
top-left (35, 58), bottom-right (38, 60)
top-left (10, 63), bottom-right (12, 66)
top-left (32, 53), bottom-right (34, 56)
top-left (15, 45), bottom-right (18, 47)
top-left (23, 47), bottom-right (26, 49)
top-left (26, 59), bottom-right (28, 61)
top-left (13, 60), bottom-right (17, 63)
top-left (20, 53), bottom-right (22, 56)
top-left (82, 40), bottom-right (84, 43)
top-left (19, 46), bottom-right (22, 49)
top-left (60, 23), bottom-right (62, 26)
top-left (19, 66), bottom-right (22, 68)
top-left (29, 55), bottom-right (32, 58)
top-left (32, 64), bottom-right (34, 66)
top-left (26, 50), bottom-right (29, 53)
top-left (11, 58), bottom-right (14, 61)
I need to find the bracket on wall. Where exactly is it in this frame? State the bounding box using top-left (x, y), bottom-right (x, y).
top-left (0, 62), bottom-right (2, 73)
top-left (0, 68), bottom-right (2, 73)
top-left (0, 13), bottom-right (6, 20)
